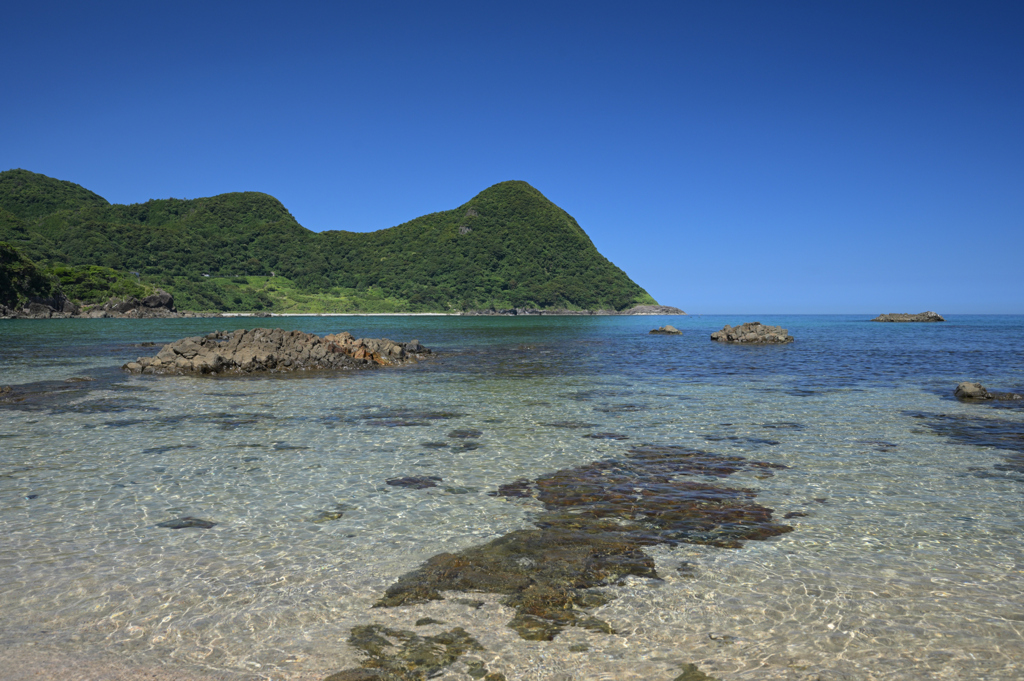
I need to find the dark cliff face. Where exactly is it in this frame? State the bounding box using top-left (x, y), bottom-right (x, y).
top-left (0, 170), bottom-right (656, 312)
top-left (0, 241), bottom-right (63, 312)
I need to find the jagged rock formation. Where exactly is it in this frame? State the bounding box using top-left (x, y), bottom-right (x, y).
top-left (711, 322), bottom-right (793, 344)
top-left (123, 328), bottom-right (431, 375)
top-left (650, 325), bottom-right (682, 335)
top-left (76, 290), bottom-right (176, 318)
top-left (871, 311), bottom-right (945, 322)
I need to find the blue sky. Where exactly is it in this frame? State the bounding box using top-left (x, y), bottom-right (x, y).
top-left (3, 1), bottom-right (1022, 313)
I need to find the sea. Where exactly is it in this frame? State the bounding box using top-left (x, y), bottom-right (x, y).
top-left (0, 314), bottom-right (1022, 681)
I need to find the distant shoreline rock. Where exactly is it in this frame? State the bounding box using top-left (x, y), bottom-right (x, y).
top-left (871, 311), bottom-right (944, 322)
top-left (462, 304), bottom-right (685, 316)
top-left (123, 328), bottom-right (431, 375)
top-left (711, 322), bottom-right (793, 344)
top-left (1, 289), bottom-right (221, 320)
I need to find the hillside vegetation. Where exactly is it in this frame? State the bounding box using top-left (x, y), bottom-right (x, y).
top-left (0, 169), bottom-right (656, 312)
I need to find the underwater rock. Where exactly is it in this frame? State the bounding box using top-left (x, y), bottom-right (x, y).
top-left (386, 476), bottom-right (442, 489)
top-left (649, 325), bottom-right (682, 334)
top-left (674, 663), bottom-right (721, 681)
top-left (324, 625), bottom-right (485, 681)
top-left (711, 322), bottom-right (793, 344)
top-left (871, 311), bottom-right (945, 322)
top-left (448, 429), bottom-right (483, 439)
top-left (487, 479), bottom-right (535, 498)
top-left (375, 445), bottom-right (792, 641)
top-left (583, 432), bottom-right (630, 440)
top-left (155, 516), bottom-right (216, 529)
top-left (311, 508), bottom-right (346, 523)
top-left (123, 328), bottom-right (431, 375)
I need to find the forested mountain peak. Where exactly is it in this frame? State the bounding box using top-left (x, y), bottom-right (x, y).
top-left (0, 169), bottom-right (110, 219)
top-left (0, 170), bottom-right (656, 312)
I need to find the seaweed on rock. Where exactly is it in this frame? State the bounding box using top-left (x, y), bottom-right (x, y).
top-left (323, 625), bottom-right (502, 681)
top-left (373, 445), bottom-right (792, 641)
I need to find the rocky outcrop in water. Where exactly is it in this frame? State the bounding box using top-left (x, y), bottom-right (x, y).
top-left (711, 322), bottom-right (793, 344)
top-left (649, 325), bottom-right (682, 335)
top-left (871, 311), bottom-right (945, 322)
top-left (954, 382), bottom-right (1023, 401)
top-left (123, 328), bottom-right (431, 375)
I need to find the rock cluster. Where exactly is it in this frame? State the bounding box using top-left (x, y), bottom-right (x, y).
top-left (711, 322), bottom-right (793, 344)
top-left (123, 328), bottom-right (431, 375)
top-left (649, 325), bottom-right (682, 335)
top-left (871, 311), bottom-right (945, 322)
top-left (1, 289), bottom-right (205, 319)
top-left (79, 290), bottom-right (182, 318)
top-left (954, 382), bottom-right (1023, 401)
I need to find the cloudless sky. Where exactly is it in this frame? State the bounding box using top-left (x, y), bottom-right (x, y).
top-left (3, 1), bottom-right (1022, 313)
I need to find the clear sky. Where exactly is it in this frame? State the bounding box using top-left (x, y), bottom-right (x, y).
top-left (3, 1), bottom-right (1022, 313)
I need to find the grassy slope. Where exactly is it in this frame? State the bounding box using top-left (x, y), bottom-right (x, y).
top-left (0, 169), bottom-right (656, 312)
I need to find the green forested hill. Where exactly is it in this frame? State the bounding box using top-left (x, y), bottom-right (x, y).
top-left (0, 169), bottom-right (655, 312)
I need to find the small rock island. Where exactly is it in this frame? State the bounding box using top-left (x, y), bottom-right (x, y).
top-left (649, 325), bottom-right (682, 335)
top-left (954, 382), bottom-right (1022, 401)
top-left (711, 322), bottom-right (793, 344)
top-left (871, 311), bottom-right (945, 322)
top-left (123, 328), bottom-right (430, 375)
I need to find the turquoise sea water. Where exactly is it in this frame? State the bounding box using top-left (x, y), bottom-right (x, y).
top-left (1, 315), bottom-right (1022, 680)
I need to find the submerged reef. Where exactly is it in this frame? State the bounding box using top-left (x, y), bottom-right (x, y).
top-left (325, 444), bottom-right (786, 679)
top-left (123, 328), bottom-right (430, 375)
top-left (711, 321), bottom-right (793, 344)
top-left (908, 410), bottom-right (1024, 481)
top-left (377, 445), bottom-right (790, 639)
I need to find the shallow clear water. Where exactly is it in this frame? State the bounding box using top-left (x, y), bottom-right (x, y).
top-left (1, 315), bottom-right (1022, 680)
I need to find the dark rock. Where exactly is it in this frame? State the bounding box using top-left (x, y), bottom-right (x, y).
top-left (386, 476), bottom-right (442, 489)
top-left (711, 322), bottom-right (793, 344)
top-left (674, 663), bottom-right (721, 680)
top-left (448, 429), bottom-right (483, 439)
top-left (333, 624), bottom-right (484, 681)
top-left (123, 328), bottom-right (432, 375)
top-left (156, 516), bottom-right (216, 529)
top-left (650, 325), bottom-right (682, 334)
top-left (414, 618), bottom-right (444, 626)
top-left (871, 311), bottom-right (945, 322)
top-left (376, 445), bottom-right (791, 641)
top-left (141, 289), bottom-right (176, 310)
